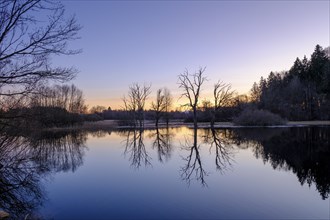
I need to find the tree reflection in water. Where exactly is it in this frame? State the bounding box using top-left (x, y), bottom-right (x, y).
top-left (180, 128), bottom-right (235, 186)
top-left (180, 128), bottom-right (208, 186)
top-left (230, 127), bottom-right (330, 200)
top-left (148, 127), bottom-right (173, 163)
top-left (201, 128), bottom-right (235, 174)
top-left (121, 127), bottom-right (174, 168)
top-left (0, 135), bottom-right (44, 219)
top-left (28, 131), bottom-right (87, 172)
top-left (122, 129), bottom-right (152, 169)
top-left (0, 131), bottom-right (87, 219)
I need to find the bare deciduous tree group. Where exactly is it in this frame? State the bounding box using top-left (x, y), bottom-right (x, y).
top-left (177, 67), bottom-right (237, 128)
top-left (0, 0), bottom-right (81, 111)
top-left (122, 83), bottom-right (152, 127)
top-left (121, 67), bottom-right (236, 129)
top-left (0, 0), bottom-right (86, 128)
top-left (151, 88), bottom-right (172, 127)
top-left (30, 84), bottom-right (86, 114)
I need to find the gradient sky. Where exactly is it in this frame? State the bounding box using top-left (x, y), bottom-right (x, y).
top-left (53, 0), bottom-right (329, 109)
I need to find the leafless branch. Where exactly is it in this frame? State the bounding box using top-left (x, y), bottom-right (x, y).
top-left (178, 67), bottom-right (207, 127)
top-left (0, 0), bottom-right (81, 105)
top-left (122, 83), bottom-right (151, 127)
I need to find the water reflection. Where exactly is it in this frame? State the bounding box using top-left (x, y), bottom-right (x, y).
top-left (179, 128), bottom-right (235, 186)
top-left (148, 127), bottom-right (173, 163)
top-left (28, 131), bottom-right (87, 172)
top-left (122, 129), bottom-right (152, 169)
top-left (0, 131), bottom-right (87, 219)
top-left (180, 128), bottom-right (208, 186)
top-left (120, 128), bottom-right (174, 168)
top-left (201, 128), bottom-right (235, 173)
top-left (118, 126), bottom-right (329, 198)
top-left (0, 126), bottom-right (329, 218)
top-left (0, 135), bottom-right (44, 219)
top-left (231, 127), bottom-right (330, 200)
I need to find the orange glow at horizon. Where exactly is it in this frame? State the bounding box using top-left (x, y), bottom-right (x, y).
top-left (85, 85), bottom-right (251, 111)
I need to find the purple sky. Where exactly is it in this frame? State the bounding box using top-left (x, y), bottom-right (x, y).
top-left (53, 0), bottom-right (329, 109)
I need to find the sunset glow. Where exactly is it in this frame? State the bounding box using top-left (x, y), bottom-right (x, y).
top-left (50, 1), bottom-right (329, 110)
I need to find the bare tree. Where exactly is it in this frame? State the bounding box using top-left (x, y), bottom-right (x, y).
top-left (122, 83), bottom-right (151, 128)
top-left (151, 89), bottom-right (165, 127)
top-left (212, 80), bottom-right (235, 127)
top-left (178, 67), bottom-right (207, 128)
top-left (151, 87), bottom-right (172, 127)
top-left (0, 0), bottom-right (81, 108)
top-left (163, 88), bottom-right (173, 126)
top-left (89, 105), bottom-right (106, 114)
top-left (30, 84), bottom-right (86, 113)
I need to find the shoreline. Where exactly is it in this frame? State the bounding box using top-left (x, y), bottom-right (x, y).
top-left (43, 120), bottom-right (330, 132)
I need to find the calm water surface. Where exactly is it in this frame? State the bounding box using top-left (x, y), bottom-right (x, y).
top-left (1, 126), bottom-right (329, 219)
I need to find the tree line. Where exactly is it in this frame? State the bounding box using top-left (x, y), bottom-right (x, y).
top-left (250, 45), bottom-right (330, 120)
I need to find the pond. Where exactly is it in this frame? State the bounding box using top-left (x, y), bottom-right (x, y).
top-left (0, 126), bottom-right (329, 219)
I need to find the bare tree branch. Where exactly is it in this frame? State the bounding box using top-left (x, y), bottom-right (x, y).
top-left (211, 80), bottom-right (235, 127)
top-left (122, 83), bottom-right (151, 128)
top-left (178, 67), bottom-right (207, 128)
top-left (0, 0), bottom-right (81, 108)
top-left (151, 87), bottom-right (172, 127)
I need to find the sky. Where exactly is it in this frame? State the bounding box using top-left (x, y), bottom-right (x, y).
top-left (52, 0), bottom-right (330, 110)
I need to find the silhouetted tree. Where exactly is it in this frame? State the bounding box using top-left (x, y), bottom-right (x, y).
top-left (163, 88), bottom-right (173, 126)
top-left (151, 89), bottom-right (166, 127)
top-left (178, 67), bottom-right (207, 128)
top-left (211, 80), bottom-right (235, 127)
top-left (250, 82), bottom-right (261, 103)
top-left (199, 99), bottom-right (212, 122)
top-left (151, 88), bottom-right (173, 127)
top-left (0, 0), bottom-right (81, 110)
top-left (31, 84), bottom-right (86, 113)
top-left (250, 44), bottom-right (330, 120)
top-left (89, 105), bottom-right (106, 114)
top-left (123, 83), bottom-right (151, 128)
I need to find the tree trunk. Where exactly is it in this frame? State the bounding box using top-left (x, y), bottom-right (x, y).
top-left (193, 107), bottom-right (197, 129)
top-left (155, 117), bottom-right (159, 128)
top-left (210, 109), bottom-right (215, 129)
